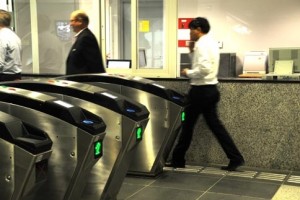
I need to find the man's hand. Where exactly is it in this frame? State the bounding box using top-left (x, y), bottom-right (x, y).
top-left (181, 68), bottom-right (189, 76)
top-left (188, 41), bottom-right (195, 53)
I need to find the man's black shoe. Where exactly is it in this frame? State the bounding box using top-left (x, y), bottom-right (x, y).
top-left (165, 162), bottom-right (185, 168)
top-left (221, 160), bottom-right (244, 171)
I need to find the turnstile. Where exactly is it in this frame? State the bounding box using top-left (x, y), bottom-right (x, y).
top-left (0, 111), bottom-right (52, 200)
top-left (2, 80), bottom-right (150, 200)
top-left (0, 86), bottom-right (106, 200)
top-left (57, 73), bottom-right (189, 176)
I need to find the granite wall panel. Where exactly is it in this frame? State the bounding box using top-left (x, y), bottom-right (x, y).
top-left (156, 79), bottom-right (300, 171)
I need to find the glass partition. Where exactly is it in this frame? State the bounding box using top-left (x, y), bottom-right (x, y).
top-left (138, 0), bottom-right (163, 69)
top-left (14, 0), bottom-right (32, 74)
top-left (13, 0), bottom-right (99, 75)
top-left (105, 0), bottom-right (131, 61)
top-left (11, 0), bottom-right (177, 77)
top-left (105, 0), bottom-right (166, 70)
top-left (36, 2), bottom-right (73, 74)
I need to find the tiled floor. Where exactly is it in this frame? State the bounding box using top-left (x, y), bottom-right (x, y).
top-left (118, 165), bottom-right (300, 200)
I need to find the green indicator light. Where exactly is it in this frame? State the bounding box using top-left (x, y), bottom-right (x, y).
top-left (94, 141), bottom-right (102, 158)
top-left (181, 111), bottom-right (186, 122)
top-left (136, 127), bottom-right (143, 140)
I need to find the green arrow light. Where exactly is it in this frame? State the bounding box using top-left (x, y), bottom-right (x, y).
top-left (136, 127), bottom-right (143, 140)
top-left (181, 111), bottom-right (186, 122)
top-left (94, 141), bottom-right (102, 158)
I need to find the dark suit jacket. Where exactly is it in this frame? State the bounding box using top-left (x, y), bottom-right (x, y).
top-left (66, 28), bottom-right (106, 74)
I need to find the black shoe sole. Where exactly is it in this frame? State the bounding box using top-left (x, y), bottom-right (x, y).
top-left (221, 161), bottom-right (244, 171)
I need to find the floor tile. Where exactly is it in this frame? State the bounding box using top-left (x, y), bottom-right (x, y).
top-left (209, 178), bottom-right (280, 199)
top-left (198, 192), bottom-right (270, 200)
top-left (124, 186), bottom-right (203, 200)
top-left (116, 167), bottom-right (300, 200)
top-left (151, 172), bottom-right (222, 191)
top-left (272, 185), bottom-right (300, 200)
top-left (285, 174), bottom-right (300, 186)
top-left (117, 183), bottom-right (146, 200)
top-left (123, 176), bottom-right (157, 186)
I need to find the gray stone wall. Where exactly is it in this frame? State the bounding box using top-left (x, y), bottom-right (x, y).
top-left (156, 79), bottom-right (300, 171)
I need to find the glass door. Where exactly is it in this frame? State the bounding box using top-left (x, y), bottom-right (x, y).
top-left (13, 0), bottom-right (101, 75)
top-left (104, 0), bottom-right (177, 77)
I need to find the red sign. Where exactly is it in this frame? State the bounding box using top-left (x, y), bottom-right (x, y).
top-left (178, 18), bottom-right (193, 47)
top-left (178, 18), bottom-right (193, 29)
top-left (178, 40), bottom-right (191, 47)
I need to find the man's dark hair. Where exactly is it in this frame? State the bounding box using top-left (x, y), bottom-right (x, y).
top-left (75, 13), bottom-right (89, 25)
top-left (188, 17), bottom-right (210, 33)
top-left (0, 9), bottom-right (11, 27)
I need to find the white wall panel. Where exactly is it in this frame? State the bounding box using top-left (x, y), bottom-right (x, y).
top-left (178, 0), bottom-right (300, 71)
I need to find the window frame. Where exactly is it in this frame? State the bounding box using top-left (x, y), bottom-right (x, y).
top-left (100, 0), bottom-right (178, 78)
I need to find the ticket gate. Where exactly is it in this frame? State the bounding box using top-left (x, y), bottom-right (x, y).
top-left (0, 112), bottom-right (52, 200)
top-left (57, 73), bottom-right (189, 176)
top-left (2, 80), bottom-right (150, 200)
top-left (0, 86), bottom-right (106, 200)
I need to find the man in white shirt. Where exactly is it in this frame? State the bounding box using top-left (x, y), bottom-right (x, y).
top-left (0, 9), bottom-right (22, 81)
top-left (166, 17), bottom-right (244, 171)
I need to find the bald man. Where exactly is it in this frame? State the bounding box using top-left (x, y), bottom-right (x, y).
top-left (66, 10), bottom-right (105, 75)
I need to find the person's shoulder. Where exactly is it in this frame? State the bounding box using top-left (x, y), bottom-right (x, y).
top-left (201, 35), bottom-right (218, 45)
top-left (82, 28), bottom-right (94, 35)
top-left (0, 28), bottom-right (20, 41)
top-left (0, 27), bottom-right (9, 35)
top-left (78, 28), bottom-right (95, 39)
top-left (83, 29), bottom-right (98, 41)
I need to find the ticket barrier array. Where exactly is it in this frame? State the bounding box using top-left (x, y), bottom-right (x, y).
top-left (57, 73), bottom-right (189, 176)
top-left (3, 80), bottom-right (150, 200)
top-left (0, 86), bottom-right (106, 200)
top-left (0, 112), bottom-right (52, 200)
